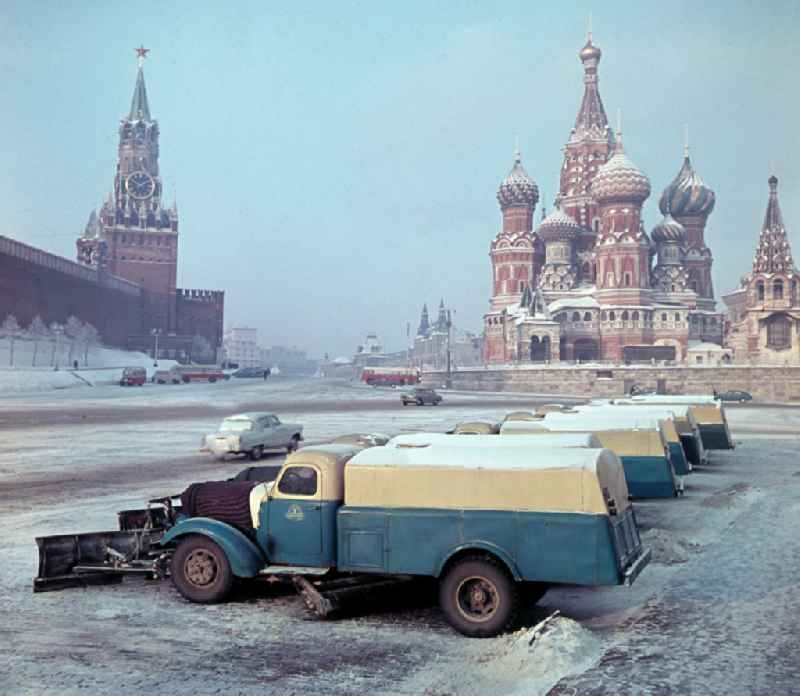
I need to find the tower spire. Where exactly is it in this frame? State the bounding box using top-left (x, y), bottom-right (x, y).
top-left (129, 47), bottom-right (151, 121)
top-left (573, 29), bottom-right (609, 144)
top-left (753, 175), bottom-right (795, 274)
top-left (684, 124), bottom-right (690, 159)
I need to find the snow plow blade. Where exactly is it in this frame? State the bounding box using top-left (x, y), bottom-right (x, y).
top-left (34, 528), bottom-right (167, 593)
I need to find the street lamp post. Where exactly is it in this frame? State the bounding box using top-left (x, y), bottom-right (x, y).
top-left (151, 328), bottom-right (162, 367)
top-left (445, 309), bottom-right (452, 389)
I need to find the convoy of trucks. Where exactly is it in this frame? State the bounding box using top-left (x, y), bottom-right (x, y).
top-left (32, 395), bottom-right (733, 638)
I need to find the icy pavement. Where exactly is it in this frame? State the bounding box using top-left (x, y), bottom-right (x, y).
top-left (0, 379), bottom-right (799, 695)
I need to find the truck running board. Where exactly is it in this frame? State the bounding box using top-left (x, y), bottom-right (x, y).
top-left (292, 574), bottom-right (416, 619)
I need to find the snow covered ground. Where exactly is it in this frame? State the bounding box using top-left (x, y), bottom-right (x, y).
top-left (0, 342), bottom-right (177, 393)
top-left (0, 379), bottom-right (798, 695)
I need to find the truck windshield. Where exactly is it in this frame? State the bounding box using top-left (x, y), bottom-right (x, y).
top-left (220, 419), bottom-right (253, 432)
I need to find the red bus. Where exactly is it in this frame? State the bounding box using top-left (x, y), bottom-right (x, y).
top-left (361, 367), bottom-right (421, 386)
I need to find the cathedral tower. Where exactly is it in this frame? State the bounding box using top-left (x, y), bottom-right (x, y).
top-left (484, 148), bottom-right (539, 363)
top-left (559, 33), bottom-right (614, 283)
top-left (77, 48), bottom-right (179, 328)
top-left (489, 148), bottom-right (539, 310)
top-left (659, 140), bottom-right (716, 309)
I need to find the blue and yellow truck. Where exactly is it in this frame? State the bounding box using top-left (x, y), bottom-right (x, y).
top-left (34, 441), bottom-right (650, 637)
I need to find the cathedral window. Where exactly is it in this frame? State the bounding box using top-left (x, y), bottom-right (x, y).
top-left (609, 311), bottom-right (616, 321)
top-left (621, 311), bottom-right (629, 321)
top-left (675, 313), bottom-right (681, 322)
top-left (572, 312), bottom-right (581, 322)
top-left (624, 273), bottom-right (631, 287)
top-left (756, 281), bottom-right (765, 301)
top-left (661, 313), bottom-right (667, 322)
top-left (601, 311), bottom-right (607, 321)
top-left (766, 315), bottom-right (791, 350)
top-left (632, 311), bottom-right (639, 321)
top-left (584, 312), bottom-right (592, 322)
top-left (773, 280), bottom-right (784, 300)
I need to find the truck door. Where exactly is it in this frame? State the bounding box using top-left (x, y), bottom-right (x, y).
top-left (267, 464), bottom-right (323, 566)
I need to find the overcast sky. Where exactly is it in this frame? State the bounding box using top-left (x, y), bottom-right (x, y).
top-left (2, 1), bottom-right (799, 357)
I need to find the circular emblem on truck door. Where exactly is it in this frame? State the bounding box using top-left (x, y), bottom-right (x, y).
top-left (286, 504), bottom-right (304, 521)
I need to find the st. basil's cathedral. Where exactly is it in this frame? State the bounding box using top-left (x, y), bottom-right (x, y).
top-left (483, 34), bottom-right (722, 365)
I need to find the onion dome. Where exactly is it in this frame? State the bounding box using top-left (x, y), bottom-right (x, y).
top-left (497, 148), bottom-right (539, 210)
top-left (536, 197), bottom-right (581, 242)
top-left (591, 134), bottom-right (651, 204)
top-left (651, 213), bottom-right (686, 243)
top-left (579, 37), bottom-right (602, 63)
top-left (659, 153), bottom-right (715, 217)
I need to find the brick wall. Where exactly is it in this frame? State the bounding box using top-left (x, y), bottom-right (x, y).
top-left (422, 365), bottom-right (800, 402)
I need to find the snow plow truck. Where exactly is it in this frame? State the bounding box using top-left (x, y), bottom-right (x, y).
top-left (34, 441), bottom-right (649, 637)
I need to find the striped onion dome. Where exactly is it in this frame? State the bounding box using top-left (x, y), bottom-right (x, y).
top-left (651, 213), bottom-right (686, 243)
top-left (497, 148), bottom-right (539, 210)
top-left (536, 198), bottom-right (581, 242)
top-left (590, 135), bottom-right (651, 204)
top-left (659, 154), bottom-right (715, 217)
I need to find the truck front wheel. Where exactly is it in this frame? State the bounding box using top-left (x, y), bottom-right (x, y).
top-left (170, 535), bottom-right (233, 604)
top-left (287, 435), bottom-right (301, 453)
top-left (439, 556), bottom-right (519, 637)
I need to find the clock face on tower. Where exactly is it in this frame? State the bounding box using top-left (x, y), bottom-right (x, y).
top-left (126, 171), bottom-right (155, 199)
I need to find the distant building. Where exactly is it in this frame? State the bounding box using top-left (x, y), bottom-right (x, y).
top-left (483, 34), bottom-right (723, 366)
top-left (723, 176), bottom-right (800, 364)
top-left (223, 327), bottom-right (260, 367)
top-left (411, 300), bottom-right (483, 370)
top-left (353, 333), bottom-right (387, 369)
top-left (261, 345), bottom-right (318, 375)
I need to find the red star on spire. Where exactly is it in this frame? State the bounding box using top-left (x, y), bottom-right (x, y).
top-left (134, 45), bottom-right (150, 59)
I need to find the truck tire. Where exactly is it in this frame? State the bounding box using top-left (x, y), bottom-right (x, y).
top-left (170, 535), bottom-right (233, 604)
top-left (439, 556), bottom-right (519, 637)
top-left (208, 377), bottom-right (217, 383)
top-left (287, 435), bottom-right (300, 453)
top-left (250, 445), bottom-right (264, 461)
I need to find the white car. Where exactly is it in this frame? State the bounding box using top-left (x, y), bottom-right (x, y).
top-left (201, 412), bottom-right (304, 460)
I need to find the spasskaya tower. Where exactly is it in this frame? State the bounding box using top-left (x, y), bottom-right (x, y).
top-left (77, 46), bottom-right (179, 328)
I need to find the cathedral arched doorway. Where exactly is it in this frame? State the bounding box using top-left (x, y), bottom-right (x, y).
top-left (573, 338), bottom-right (600, 362)
top-left (530, 336), bottom-right (545, 362)
top-left (542, 336), bottom-right (552, 361)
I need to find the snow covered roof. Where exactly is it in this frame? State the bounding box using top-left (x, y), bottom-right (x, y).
top-left (687, 342), bottom-right (729, 352)
top-left (348, 445), bottom-right (609, 472)
top-left (548, 295), bottom-right (600, 312)
top-left (387, 432), bottom-right (601, 449)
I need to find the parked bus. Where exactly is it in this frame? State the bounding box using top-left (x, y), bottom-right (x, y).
top-left (361, 367), bottom-right (421, 386)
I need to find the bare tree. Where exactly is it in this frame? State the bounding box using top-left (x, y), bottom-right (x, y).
top-left (81, 323), bottom-right (100, 366)
top-left (1, 315), bottom-right (21, 366)
top-left (190, 334), bottom-right (212, 363)
top-left (64, 316), bottom-right (84, 366)
top-left (28, 316), bottom-right (49, 367)
top-left (49, 322), bottom-right (63, 368)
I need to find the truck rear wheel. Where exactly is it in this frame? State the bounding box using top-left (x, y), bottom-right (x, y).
top-left (250, 445), bottom-right (264, 460)
top-left (287, 435), bottom-right (300, 453)
top-left (439, 556), bottom-right (519, 637)
top-left (170, 535), bottom-right (233, 604)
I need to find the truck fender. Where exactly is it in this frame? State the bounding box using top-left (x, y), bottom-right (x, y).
top-left (160, 518), bottom-right (266, 578)
top-left (435, 542), bottom-right (522, 581)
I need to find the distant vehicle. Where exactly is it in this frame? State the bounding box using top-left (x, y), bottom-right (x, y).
top-left (715, 390), bottom-right (753, 403)
top-left (120, 366), bottom-right (146, 387)
top-left (628, 384), bottom-right (657, 396)
top-left (152, 368), bottom-right (181, 385)
top-left (201, 412), bottom-right (304, 460)
top-left (401, 388), bottom-right (443, 406)
top-left (173, 365), bottom-right (229, 383)
top-left (362, 367), bottom-right (420, 386)
top-left (232, 367), bottom-right (268, 378)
